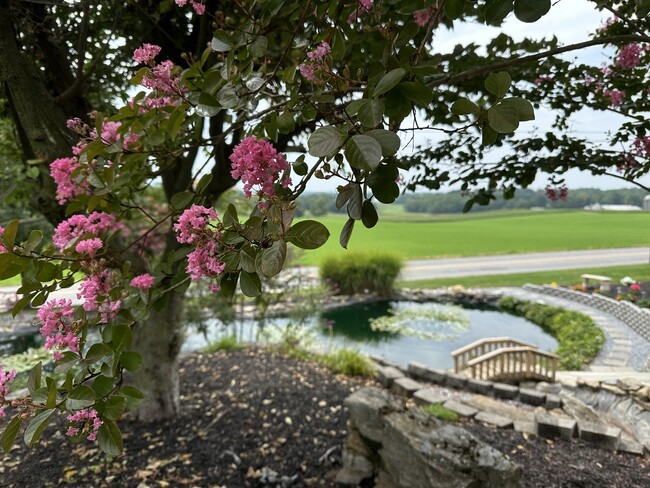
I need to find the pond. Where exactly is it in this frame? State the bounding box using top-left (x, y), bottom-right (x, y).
top-left (183, 300), bottom-right (559, 371)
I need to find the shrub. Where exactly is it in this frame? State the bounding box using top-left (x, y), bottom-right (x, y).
top-left (318, 348), bottom-right (375, 377)
top-left (421, 403), bottom-right (459, 422)
top-left (498, 297), bottom-right (605, 370)
top-left (202, 335), bottom-right (245, 353)
top-left (320, 252), bottom-right (402, 296)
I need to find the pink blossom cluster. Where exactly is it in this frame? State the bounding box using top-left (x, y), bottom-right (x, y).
top-left (50, 156), bottom-right (88, 205)
top-left (299, 41), bottom-right (331, 84)
top-left (53, 212), bottom-right (117, 252)
top-left (414, 4), bottom-right (438, 27)
top-left (175, 0), bottom-right (205, 15)
top-left (0, 367), bottom-right (17, 418)
top-left (75, 238), bottom-right (103, 257)
top-left (545, 185), bottom-right (569, 202)
top-left (78, 270), bottom-right (122, 323)
top-left (66, 408), bottom-right (103, 441)
top-left (631, 283), bottom-right (642, 292)
top-left (534, 76), bottom-right (553, 85)
top-left (348, 0), bottom-right (373, 23)
top-left (174, 205), bottom-right (225, 289)
top-left (632, 136), bottom-right (650, 159)
top-left (99, 121), bottom-right (139, 149)
top-left (133, 43), bottom-right (161, 65)
top-left (229, 137), bottom-right (291, 198)
top-left (603, 88), bottom-right (625, 107)
top-left (142, 60), bottom-right (181, 95)
top-left (0, 226), bottom-right (6, 253)
top-left (616, 43), bottom-right (642, 69)
top-left (618, 136), bottom-right (650, 173)
top-left (130, 273), bottom-right (155, 290)
top-left (173, 204), bottom-right (218, 244)
top-left (66, 117), bottom-right (91, 135)
top-left (37, 299), bottom-right (80, 360)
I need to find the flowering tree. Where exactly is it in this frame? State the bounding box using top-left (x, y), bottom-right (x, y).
top-left (0, 0), bottom-right (649, 454)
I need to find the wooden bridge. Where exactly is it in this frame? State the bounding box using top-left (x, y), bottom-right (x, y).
top-left (451, 337), bottom-right (558, 383)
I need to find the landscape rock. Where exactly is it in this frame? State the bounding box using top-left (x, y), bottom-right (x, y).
top-left (375, 365), bottom-right (405, 389)
top-left (474, 411), bottom-right (514, 429)
top-left (391, 376), bottom-right (422, 397)
top-left (413, 388), bottom-right (447, 407)
top-left (535, 412), bottom-right (576, 440)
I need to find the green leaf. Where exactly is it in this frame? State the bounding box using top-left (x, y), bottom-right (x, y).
top-left (218, 86), bottom-right (239, 109)
top-left (487, 103), bottom-right (519, 133)
top-left (170, 191), bottom-right (194, 210)
top-left (399, 81), bottom-right (433, 107)
top-left (35, 261), bottom-right (58, 282)
top-left (364, 130), bottom-right (401, 157)
top-left (120, 351), bottom-right (143, 372)
top-left (2, 416), bottom-right (23, 452)
top-left (485, 71), bottom-right (512, 98)
top-left (357, 99), bottom-right (385, 128)
top-left (347, 184), bottom-right (363, 220)
top-left (345, 135), bottom-right (382, 171)
top-left (444, 0), bottom-right (465, 19)
top-left (335, 184), bottom-right (355, 210)
top-left (240, 271), bottom-right (262, 297)
top-left (211, 31), bottom-right (233, 52)
top-left (514, 0), bottom-right (551, 22)
top-left (196, 92), bottom-right (221, 117)
top-left (339, 218), bottom-right (355, 249)
top-left (119, 386), bottom-right (144, 411)
top-left (451, 99), bottom-right (480, 115)
top-left (111, 324), bottom-right (133, 352)
top-left (638, 0), bottom-right (650, 17)
top-left (372, 181), bottom-right (400, 204)
top-left (66, 385), bottom-right (96, 410)
top-left (24, 408), bottom-right (55, 448)
top-left (276, 111), bottom-right (295, 134)
top-left (91, 375), bottom-right (114, 398)
top-left (196, 173), bottom-right (213, 194)
top-left (223, 203), bottom-right (238, 226)
top-left (101, 396), bottom-right (127, 422)
top-left (308, 126), bottom-right (345, 158)
top-left (219, 273), bottom-right (238, 300)
top-left (293, 160), bottom-right (308, 176)
top-left (331, 29), bottom-right (346, 60)
top-left (258, 240), bottom-right (286, 278)
top-left (249, 36), bottom-right (268, 58)
top-left (485, 0), bottom-right (514, 24)
top-left (98, 419), bottom-right (123, 456)
top-left (502, 97), bottom-right (535, 121)
top-left (285, 221), bottom-right (330, 250)
top-left (27, 362), bottom-right (42, 395)
top-left (2, 219), bottom-right (18, 250)
top-left (31, 290), bottom-right (49, 308)
top-left (361, 200), bottom-right (379, 229)
top-left (374, 68), bottom-right (406, 98)
top-left (23, 230), bottom-right (43, 253)
top-left (240, 246), bottom-right (257, 273)
top-left (482, 125), bottom-right (499, 146)
top-left (85, 343), bottom-right (111, 364)
top-left (54, 352), bottom-right (79, 374)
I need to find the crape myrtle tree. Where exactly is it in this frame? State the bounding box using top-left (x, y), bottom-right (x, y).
top-left (0, 0), bottom-right (649, 454)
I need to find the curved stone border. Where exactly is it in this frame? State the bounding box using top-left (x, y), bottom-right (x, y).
top-left (371, 356), bottom-right (647, 456)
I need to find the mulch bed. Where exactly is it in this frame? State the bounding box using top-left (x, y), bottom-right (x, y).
top-left (2, 348), bottom-right (650, 487)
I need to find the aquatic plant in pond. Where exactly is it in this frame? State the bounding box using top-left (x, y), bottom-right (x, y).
top-left (369, 303), bottom-right (470, 340)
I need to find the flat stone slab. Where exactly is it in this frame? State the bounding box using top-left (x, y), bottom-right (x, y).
top-left (519, 388), bottom-right (546, 406)
top-left (375, 365), bottom-right (404, 388)
top-left (577, 421), bottom-right (621, 451)
top-left (467, 378), bottom-right (493, 395)
top-left (513, 420), bottom-right (537, 434)
top-left (443, 399), bottom-right (478, 418)
top-left (445, 372), bottom-right (468, 389)
top-left (618, 440), bottom-right (646, 456)
top-left (493, 383), bottom-right (519, 400)
top-left (407, 362), bottom-right (447, 384)
top-left (545, 394), bottom-right (562, 410)
top-left (391, 377), bottom-right (422, 397)
top-left (413, 388), bottom-right (446, 407)
top-left (535, 413), bottom-right (576, 440)
top-left (474, 411), bottom-right (513, 429)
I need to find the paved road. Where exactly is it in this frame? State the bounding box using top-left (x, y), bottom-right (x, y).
top-left (401, 247), bottom-right (650, 281)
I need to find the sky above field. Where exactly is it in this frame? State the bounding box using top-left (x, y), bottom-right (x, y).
top-left (301, 1), bottom-right (648, 193)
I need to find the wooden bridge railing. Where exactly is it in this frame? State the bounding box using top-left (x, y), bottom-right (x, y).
top-left (464, 346), bottom-right (559, 382)
top-left (451, 337), bottom-right (537, 374)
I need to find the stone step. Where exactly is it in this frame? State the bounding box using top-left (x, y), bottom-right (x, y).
top-left (474, 411), bottom-right (513, 429)
top-left (443, 399), bottom-right (478, 418)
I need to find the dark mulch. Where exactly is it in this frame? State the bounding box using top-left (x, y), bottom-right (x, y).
top-left (2, 349), bottom-right (650, 487)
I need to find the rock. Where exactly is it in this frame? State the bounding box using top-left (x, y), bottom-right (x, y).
top-left (343, 387), bottom-right (401, 443)
top-left (599, 383), bottom-right (627, 396)
top-left (513, 420), bottom-right (537, 434)
top-left (519, 388), bottom-right (546, 407)
top-left (391, 377), bottom-right (422, 398)
top-left (407, 362), bottom-right (447, 385)
top-left (462, 394), bottom-right (533, 422)
top-left (617, 378), bottom-right (643, 392)
top-left (535, 381), bottom-right (552, 393)
top-left (535, 412), bottom-right (577, 440)
top-left (413, 388), bottom-right (446, 407)
top-left (493, 383), bottom-right (519, 400)
top-left (474, 411), bottom-right (514, 429)
top-left (633, 386), bottom-right (650, 401)
top-left (545, 394), bottom-right (562, 410)
top-left (375, 365), bottom-right (404, 388)
top-left (559, 391), bottom-right (602, 424)
top-left (466, 378), bottom-right (493, 395)
top-left (445, 372), bottom-right (468, 389)
top-left (618, 440), bottom-right (646, 456)
top-left (577, 421), bottom-right (621, 451)
top-left (443, 399), bottom-right (478, 418)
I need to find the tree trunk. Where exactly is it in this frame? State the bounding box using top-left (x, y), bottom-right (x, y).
top-left (131, 290), bottom-right (185, 421)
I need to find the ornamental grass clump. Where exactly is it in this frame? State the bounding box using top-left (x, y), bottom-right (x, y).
top-left (320, 252), bottom-right (402, 296)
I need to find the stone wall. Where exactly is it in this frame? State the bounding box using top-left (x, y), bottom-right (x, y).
top-left (337, 387), bottom-right (522, 488)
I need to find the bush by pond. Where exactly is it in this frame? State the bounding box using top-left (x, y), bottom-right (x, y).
top-left (320, 252), bottom-right (402, 296)
top-left (498, 297), bottom-right (605, 370)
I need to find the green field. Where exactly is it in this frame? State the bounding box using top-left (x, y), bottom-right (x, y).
top-left (296, 210), bottom-right (650, 266)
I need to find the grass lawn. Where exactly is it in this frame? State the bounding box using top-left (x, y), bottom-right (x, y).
top-left (399, 264), bottom-right (650, 289)
top-left (297, 209), bottom-right (650, 265)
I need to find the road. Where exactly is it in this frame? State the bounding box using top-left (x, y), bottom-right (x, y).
top-left (401, 247), bottom-right (650, 281)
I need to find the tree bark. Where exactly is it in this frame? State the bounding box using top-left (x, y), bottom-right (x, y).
top-left (131, 290), bottom-right (185, 421)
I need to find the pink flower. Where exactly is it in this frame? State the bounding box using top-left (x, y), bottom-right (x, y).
top-left (50, 156), bottom-right (88, 205)
top-left (0, 226), bottom-right (6, 253)
top-left (130, 273), bottom-right (155, 290)
top-left (616, 43), bottom-right (641, 69)
top-left (78, 270), bottom-right (121, 323)
top-left (37, 299), bottom-right (80, 358)
top-left (173, 204), bottom-right (218, 245)
top-left (186, 244), bottom-right (226, 280)
top-left (133, 43), bottom-right (161, 65)
top-left (545, 185), bottom-right (568, 202)
top-left (191, 1), bottom-right (205, 15)
top-left (75, 238), bottom-right (103, 257)
top-left (631, 283), bottom-right (642, 291)
top-left (53, 212), bottom-right (117, 252)
top-left (0, 367), bottom-right (17, 418)
top-left (142, 60), bottom-right (181, 95)
top-left (414, 5), bottom-right (437, 27)
top-left (306, 41), bottom-right (331, 61)
top-left (603, 89), bottom-right (625, 107)
top-left (299, 63), bottom-right (320, 83)
top-left (66, 408), bottom-right (102, 442)
top-left (230, 137), bottom-right (291, 198)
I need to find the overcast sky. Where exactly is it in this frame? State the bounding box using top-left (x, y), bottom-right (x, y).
top-left (302, 0), bottom-right (647, 193)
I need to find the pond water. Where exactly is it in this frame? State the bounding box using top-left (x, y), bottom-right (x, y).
top-left (183, 300), bottom-right (559, 370)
